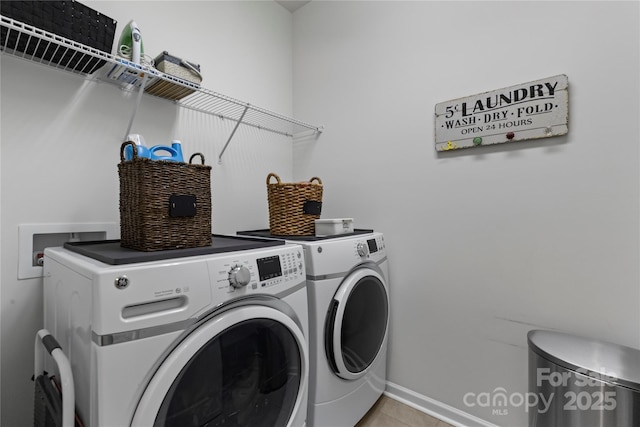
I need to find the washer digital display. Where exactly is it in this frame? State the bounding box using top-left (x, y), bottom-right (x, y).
top-left (257, 255), bottom-right (282, 281)
top-left (367, 239), bottom-right (378, 253)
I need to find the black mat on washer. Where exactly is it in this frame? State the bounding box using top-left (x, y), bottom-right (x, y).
top-left (237, 229), bottom-right (374, 241)
top-left (64, 235), bottom-right (284, 265)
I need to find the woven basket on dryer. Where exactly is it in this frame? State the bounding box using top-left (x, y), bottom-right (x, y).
top-left (266, 173), bottom-right (323, 236)
top-left (118, 141), bottom-right (212, 251)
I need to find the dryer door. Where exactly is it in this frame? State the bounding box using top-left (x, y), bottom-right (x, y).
top-left (325, 267), bottom-right (389, 381)
top-left (131, 305), bottom-right (307, 427)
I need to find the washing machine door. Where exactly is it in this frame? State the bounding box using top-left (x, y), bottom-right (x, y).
top-left (131, 304), bottom-right (307, 427)
top-left (325, 267), bottom-right (389, 381)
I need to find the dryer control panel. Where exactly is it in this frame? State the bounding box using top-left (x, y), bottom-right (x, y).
top-left (356, 234), bottom-right (385, 260)
top-left (302, 232), bottom-right (386, 276)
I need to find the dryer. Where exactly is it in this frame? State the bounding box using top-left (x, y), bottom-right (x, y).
top-left (42, 235), bottom-right (309, 427)
top-left (238, 230), bottom-right (390, 427)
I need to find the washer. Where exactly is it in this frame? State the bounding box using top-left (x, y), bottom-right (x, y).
top-left (238, 230), bottom-right (390, 427)
top-left (42, 235), bottom-right (309, 427)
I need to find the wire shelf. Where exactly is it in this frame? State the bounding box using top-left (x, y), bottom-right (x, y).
top-left (1, 15), bottom-right (322, 142)
top-left (179, 87), bottom-right (321, 137)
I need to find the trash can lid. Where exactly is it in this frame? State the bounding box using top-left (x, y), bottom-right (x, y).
top-left (527, 330), bottom-right (640, 392)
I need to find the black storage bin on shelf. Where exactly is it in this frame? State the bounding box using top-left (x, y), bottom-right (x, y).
top-left (1, 0), bottom-right (117, 73)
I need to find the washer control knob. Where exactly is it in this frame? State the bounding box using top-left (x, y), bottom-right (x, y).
top-left (356, 242), bottom-right (369, 258)
top-left (228, 264), bottom-right (251, 288)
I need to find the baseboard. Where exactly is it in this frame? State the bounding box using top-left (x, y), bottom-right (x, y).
top-left (384, 381), bottom-right (499, 427)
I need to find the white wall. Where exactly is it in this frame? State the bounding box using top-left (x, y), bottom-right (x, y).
top-left (0, 1), bottom-right (295, 425)
top-left (293, 1), bottom-right (639, 426)
top-left (3, 2), bottom-right (639, 426)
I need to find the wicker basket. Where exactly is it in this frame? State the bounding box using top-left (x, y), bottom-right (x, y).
top-left (118, 142), bottom-right (212, 251)
top-left (145, 51), bottom-right (202, 100)
top-left (266, 173), bottom-right (323, 236)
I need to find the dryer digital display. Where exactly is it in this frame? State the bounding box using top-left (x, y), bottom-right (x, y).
top-left (257, 255), bottom-right (282, 281)
top-left (367, 239), bottom-right (378, 253)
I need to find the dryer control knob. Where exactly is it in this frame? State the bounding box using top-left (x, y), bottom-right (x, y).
top-left (357, 242), bottom-right (369, 258)
top-left (228, 265), bottom-right (251, 288)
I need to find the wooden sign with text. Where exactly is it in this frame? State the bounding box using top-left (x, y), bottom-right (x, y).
top-left (435, 75), bottom-right (569, 151)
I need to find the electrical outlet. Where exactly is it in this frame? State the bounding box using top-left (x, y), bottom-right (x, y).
top-left (18, 223), bottom-right (119, 279)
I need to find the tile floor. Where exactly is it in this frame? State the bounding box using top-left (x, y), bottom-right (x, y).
top-left (355, 395), bottom-right (455, 427)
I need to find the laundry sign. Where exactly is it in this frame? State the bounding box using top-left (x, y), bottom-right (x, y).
top-left (435, 74), bottom-right (568, 151)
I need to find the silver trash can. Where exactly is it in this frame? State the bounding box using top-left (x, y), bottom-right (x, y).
top-left (528, 330), bottom-right (640, 427)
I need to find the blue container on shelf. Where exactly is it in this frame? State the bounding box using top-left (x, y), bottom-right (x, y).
top-left (124, 144), bottom-right (150, 160)
top-left (149, 141), bottom-right (184, 162)
top-left (124, 133), bottom-right (150, 160)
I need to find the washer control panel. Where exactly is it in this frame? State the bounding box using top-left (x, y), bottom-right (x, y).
top-left (210, 245), bottom-right (305, 298)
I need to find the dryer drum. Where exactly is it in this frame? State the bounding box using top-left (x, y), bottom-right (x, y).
top-left (325, 275), bottom-right (389, 376)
